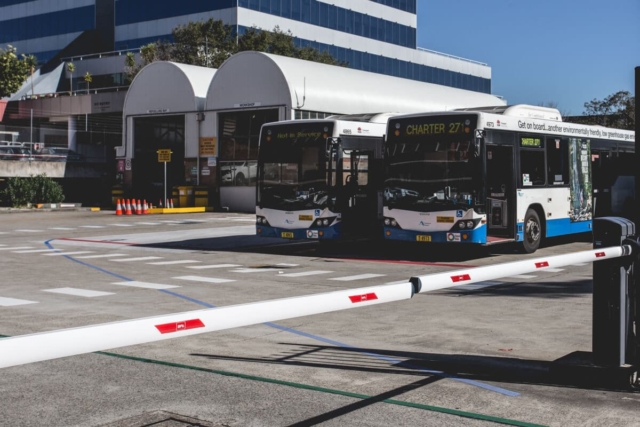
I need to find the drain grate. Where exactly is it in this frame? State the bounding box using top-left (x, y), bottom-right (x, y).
top-left (99, 410), bottom-right (232, 427)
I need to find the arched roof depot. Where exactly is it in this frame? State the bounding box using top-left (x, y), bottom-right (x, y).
top-left (206, 51), bottom-right (505, 114)
top-left (124, 62), bottom-right (217, 116)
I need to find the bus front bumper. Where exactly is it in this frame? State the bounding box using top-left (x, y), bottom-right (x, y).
top-left (383, 226), bottom-right (487, 244)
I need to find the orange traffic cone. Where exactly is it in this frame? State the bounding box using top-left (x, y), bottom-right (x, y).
top-left (159, 199), bottom-right (163, 208)
top-left (125, 199), bottom-right (133, 215)
top-left (135, 199), bottom-right (141, 215)
top-left (169, 198), bottom-right (174, 209)
top-left (142, 200), bottom-right (148, 215)
top-left (115, 199), bottom-right (123, 216)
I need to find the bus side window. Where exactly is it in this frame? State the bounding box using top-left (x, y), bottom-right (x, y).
top-left (520, 150), bottom-right (546, 186)
top-left (546, 137), bottom-right (569, 185)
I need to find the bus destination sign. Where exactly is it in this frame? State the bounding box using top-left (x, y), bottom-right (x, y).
top-left (389, 115), bottom-right (477, 141)
top-left (520, 137), bottom-right (542, 147)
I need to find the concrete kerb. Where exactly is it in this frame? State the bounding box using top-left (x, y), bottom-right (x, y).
top-left (0, 207), bottom-right (99, 214)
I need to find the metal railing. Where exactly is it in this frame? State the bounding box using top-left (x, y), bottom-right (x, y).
top-left (416, 46), bottom-right (488, 66)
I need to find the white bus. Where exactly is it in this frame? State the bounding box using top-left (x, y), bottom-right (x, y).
top-left (382, 105), bottom-right (635, 253)
top-left (256, 114), bottom-right (395, 241)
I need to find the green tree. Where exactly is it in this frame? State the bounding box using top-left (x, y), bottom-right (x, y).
top-left (0, 45), bottom-right (31, 98)
top-left (123, 19), bottom-right (342, 80)
top-left (24, 54), bottom-right (37, 98)
top-left (83, 71), bottom-right (92, 93)
top-left (565, 91), bottom-right (635, 130)
top-left (66, 62), bottom-right (75, 94)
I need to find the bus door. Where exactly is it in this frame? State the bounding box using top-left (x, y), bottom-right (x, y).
top-left (486, 144), bottom-right (515, 238)
top-left (341, 149), bottom-right (377, 237)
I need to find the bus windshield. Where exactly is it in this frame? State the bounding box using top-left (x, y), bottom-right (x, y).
top-left (385, 114), bottom-right (479, 211)
top-left (258, 122), bottom-right (335, 211)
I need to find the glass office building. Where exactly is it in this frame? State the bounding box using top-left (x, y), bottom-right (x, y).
top-left (1, 0), bottom-right (492, 94)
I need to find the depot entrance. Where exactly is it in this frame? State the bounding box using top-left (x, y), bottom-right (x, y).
top-left (133, 115), bottom-right (185, 203)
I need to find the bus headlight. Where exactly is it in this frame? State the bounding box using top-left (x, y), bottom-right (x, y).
top-left (384, 218), bottom-right (390, 226)
top-left (322, 219), bottom-right (329, 226)
top-left (383, 217), bottom-right (402, 229)
top-left (316, 219), bottom-right (323, 226)
top-left (459, 222), bottom-right (466, 229)
top-left (466, 221), bottom-right (474, 229)
top-left (256, 216), bottom-right (270, 226)
top-left (391, 219), bottom-right (397, 227)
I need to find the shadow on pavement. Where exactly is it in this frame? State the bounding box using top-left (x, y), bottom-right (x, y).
top-left (192, 343), bottom-right (638, 393)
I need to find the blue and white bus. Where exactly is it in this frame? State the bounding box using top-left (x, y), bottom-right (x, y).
top-left (382, 105), bottom-right (635, 253)
top-left (256, 114), bottom-right (395, 241)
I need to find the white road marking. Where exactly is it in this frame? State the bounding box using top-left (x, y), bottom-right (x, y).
top-left (173, 276), bottom-right (236, 284)
top-left (539, 268), bottom-right (565, 273)
top-left (80, 225), bottom-right (105, 229)
top-left (0, 247), bottom-right (33, 251)
top-left (49, 227), bottom-right (76, 230)
top-left (135, 222), bottom-right (161, 225)
top-left (110, 256), bottom-right (163, 262)
top-left (74, 253), bottom-right (128, 259)
top-left (187, 264), bottom-right (242, 269)
top-left (509, 275), bottom-right (537, 279)
top-left (277, 263), bottom-right (300, 267)
top-left (15, 229), bottom-right (42, 232)
top-left (43, 288), bottom-right (115, 297)
top-left (43, 251), bottom-right (94, 256)
top-left (329, 273), bottom-right (386, 281)
top-left (279, 270), bottom-right (333, 277)
top-left (147, 260), bottom-right (201, 265)
top-left (230, 268), bottom-right (279, 273)
top-left (13, 249), bottom-right (57, 253)
top-left (232, 218), bottom-right (258, 222)
top-left (111, 281), bottom-right (180, 290)
top-left (452, 281), bottom-right (504, 291)
top-left (0, 244), bottom-right (5, 246)
top-left (109, 224), bottom-right (134, 227)
top-left (0, 297), bottom-right (38, 306)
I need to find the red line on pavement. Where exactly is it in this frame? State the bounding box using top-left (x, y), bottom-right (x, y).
top-left (331, 258), bottom-right (477, 268)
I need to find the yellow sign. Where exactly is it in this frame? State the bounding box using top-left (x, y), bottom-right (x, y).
top-left (199, 137), bottom-right (217, 156)
top-left (436, 216), bottom-right (454, 223)
top-left (281, 232), bottom-right (294, 239)
top-left (157, 149), bottom-right (172, 162)
top-left (299, 215), bottom-right (313, 221)
top-left (416, 235), bottom-right (432, 242)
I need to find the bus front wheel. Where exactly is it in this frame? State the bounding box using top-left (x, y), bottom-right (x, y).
top-left (522, 209), bottom-right (542, 254)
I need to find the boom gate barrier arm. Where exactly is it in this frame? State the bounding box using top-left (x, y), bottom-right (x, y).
top-left (0, 242), bottom-right (638, 374)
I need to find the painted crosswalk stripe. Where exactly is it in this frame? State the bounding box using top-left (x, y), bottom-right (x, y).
top-left (452, 281), bottom-right (504, 291)
top-left (329, 273), bottom-right (386, 281)
top-left (110, 256), bottom-right (163, 262)
top-left (74, 253), bottom-right (127, 259)
top-left (539, 268), bottom-right (565, 273)
top-left (80, 225), bottom-right (106, 228)
top-left (0, 247), bottom-right (33, 251)
top-left (230, 268), bottom-right (279, 273)
top-left (109, 224), bottom-right (134, 227)
top-left (135, 222), bottom-right (161, 225)
top-left (43, 288), bottom-right (115, 297)
top-left (147, 260), bottom-right (201, 266)
top-left (173, 276), bottom-right (236, 284)
top-left (15, 229), bottom-right (42, 232)
top-left (187, 264), bottom-right (241, 269)
top-left (509, 275), bottom-right (537, 279)
top-left (0, 297), bottom-right (38, 306)
top-left (111, 281), bottom-right (180, 290)
top-left (49, 227), bottom-right (76, 230)
top-left (279, 270), bottom-right (333, 277)
top-left (14, 249), bottom-right (58, 253)
top-left (43, 251), bottom-right (94, 257)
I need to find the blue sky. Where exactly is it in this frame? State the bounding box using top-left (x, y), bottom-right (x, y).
top-left (417, 0), bottom-right (640, 116)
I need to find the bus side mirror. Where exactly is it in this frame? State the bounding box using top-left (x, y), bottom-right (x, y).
top-left (325, 137), bottom-right (339, 158)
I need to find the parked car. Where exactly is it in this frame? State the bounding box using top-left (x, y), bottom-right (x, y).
top-left (220, 161), bottom-right (257, 186)
top-left (35, 147), bottom-right (84, 162)
top-left (0, 146), bottom-right (32, 161)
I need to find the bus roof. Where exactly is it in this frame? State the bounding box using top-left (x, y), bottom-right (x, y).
top-left (455, 104), bottom-right (562, 121)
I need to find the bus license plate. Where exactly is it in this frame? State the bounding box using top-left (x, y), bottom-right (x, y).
top-left (416, 235), bottom-right (431, 242)
top-left (281, 232), bottom-right (294, 239)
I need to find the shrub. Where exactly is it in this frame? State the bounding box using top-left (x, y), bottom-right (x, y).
top-left (2, 174), bottom-right (64, 207)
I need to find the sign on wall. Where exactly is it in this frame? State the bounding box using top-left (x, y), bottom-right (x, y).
top-left (199, 137), bottom-right (217, 156)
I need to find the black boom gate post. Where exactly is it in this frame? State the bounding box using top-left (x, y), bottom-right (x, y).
top-left (592, 217), bottom-right (638, 378)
